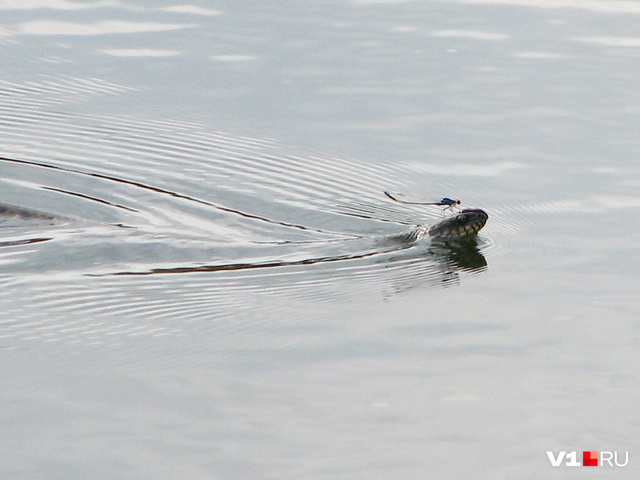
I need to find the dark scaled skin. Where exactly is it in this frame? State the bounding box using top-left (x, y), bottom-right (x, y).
top-left (427, 209), bottom-right (488, 239)
top-left (384, 209), bottom-right (488, 245)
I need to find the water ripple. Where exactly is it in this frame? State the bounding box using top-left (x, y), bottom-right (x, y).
top-left (0, 76), bottom-right (500, 348)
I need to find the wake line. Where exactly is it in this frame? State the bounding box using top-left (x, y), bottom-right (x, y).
top-left (0, 155), bottom-right (356, 238)
top-left (85, 244), bottom-right (416, 277)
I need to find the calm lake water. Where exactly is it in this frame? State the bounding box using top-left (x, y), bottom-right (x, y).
top-left (1, 1), bottom-right (639, 478)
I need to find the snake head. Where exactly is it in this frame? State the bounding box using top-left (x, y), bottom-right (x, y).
top-left (428, 209), bottom-right (488, 239)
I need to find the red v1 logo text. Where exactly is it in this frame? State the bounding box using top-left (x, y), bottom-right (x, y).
top-left (546, 451), bottom-right (629, 467)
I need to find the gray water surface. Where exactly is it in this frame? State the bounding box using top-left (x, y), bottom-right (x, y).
top-left (1, 1), bottom-right (639, 479)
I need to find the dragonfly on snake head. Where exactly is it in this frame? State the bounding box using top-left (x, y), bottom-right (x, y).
top-left (384, 191), bottom-right (462, 214)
